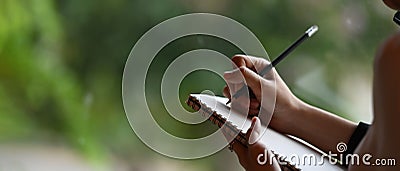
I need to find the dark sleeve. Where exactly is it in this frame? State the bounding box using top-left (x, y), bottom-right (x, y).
top-left (343, 122), bottom-right (370, 167)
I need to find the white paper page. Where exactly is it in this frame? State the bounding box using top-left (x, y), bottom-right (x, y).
top-left (191, 94), bottom-right (345, 171)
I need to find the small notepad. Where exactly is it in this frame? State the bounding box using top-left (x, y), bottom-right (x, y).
top-left (186, 94), bottom-right (344, 171)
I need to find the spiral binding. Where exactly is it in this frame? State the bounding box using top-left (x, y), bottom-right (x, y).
top-left (186, 95), bottom-right (301, 171)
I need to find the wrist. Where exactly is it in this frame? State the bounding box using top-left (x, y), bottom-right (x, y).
top-left (269, 97), bottom-right (309, 135)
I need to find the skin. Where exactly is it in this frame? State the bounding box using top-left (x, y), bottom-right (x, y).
top-left (223, 55), bottom-right (356, 171)
top-left (383, 0), bottom-right (400, 9)
top-left (223, 1), bottom-right (400, 170)
top-left (349, 32), bottom-right (400, 171)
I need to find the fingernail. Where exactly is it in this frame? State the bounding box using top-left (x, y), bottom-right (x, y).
top-left (249, 117), bottom-right (261, 145)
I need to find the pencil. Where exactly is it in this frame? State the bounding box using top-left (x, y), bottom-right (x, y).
top-left (226, 25), bottom-right (318, 105)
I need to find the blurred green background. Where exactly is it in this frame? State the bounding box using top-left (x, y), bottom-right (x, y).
top-left (0, 0), bottom-right (397, 170)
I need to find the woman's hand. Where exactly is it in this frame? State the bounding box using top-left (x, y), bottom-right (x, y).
top-left (229, 117), bottom-right (281, 171)
top-left (223, 55), bottom-right (356, 155)
top-left (222, 55), bottom-right (303, 133)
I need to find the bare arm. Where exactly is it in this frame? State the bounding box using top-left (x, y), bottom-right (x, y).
top-left (271, 100), bottom-right (357, 154)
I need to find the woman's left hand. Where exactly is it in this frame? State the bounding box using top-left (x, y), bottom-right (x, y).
top-left (228, 117), bottom-right (282, 171)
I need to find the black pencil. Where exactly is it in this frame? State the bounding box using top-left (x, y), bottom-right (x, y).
top-left (226, 25), bottom-right (319, 105)
top-left (394, 11), bottom-right (400, 26)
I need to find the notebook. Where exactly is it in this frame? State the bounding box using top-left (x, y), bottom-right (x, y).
top-left (186, 94), bottom-right (345, 171)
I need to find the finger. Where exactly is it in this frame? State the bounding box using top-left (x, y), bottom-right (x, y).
top-left (249, 99), bottom-right (260, 115)
top-left (232, 55), bottom-right (277, 83)
top-left (223, 86), bottom-right (231, 99)
top-left (238, 66), bottom-right (264, 100)
top-left (248, 117), bottom-right (262, 145)
top-left (232, 54), bottom-right (277, 80)
top-left (250, 98), bottom-right (260, 109)
top-left (224, 66), bottom-right (264, 98)
top-left (245, 117), bottom-right (256, 140)
top-left (249, 109), bottom-right (259, 116)
top-left (232, 54), bottom-right (272, 72)
top-left (223, 70), bottom-right (245, 101)
top-left (224, 68), bottom-right (245, 84)
top-left (232, 55), bottom-right (255, 69)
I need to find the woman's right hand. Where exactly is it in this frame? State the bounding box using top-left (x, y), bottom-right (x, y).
top-left (222, 55), bottom-right (304, 132)
top-left (223, 55), bottom-right (357, 155)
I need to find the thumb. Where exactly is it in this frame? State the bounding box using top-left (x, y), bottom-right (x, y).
top-left (248, 117), bottom-right (263, 145)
